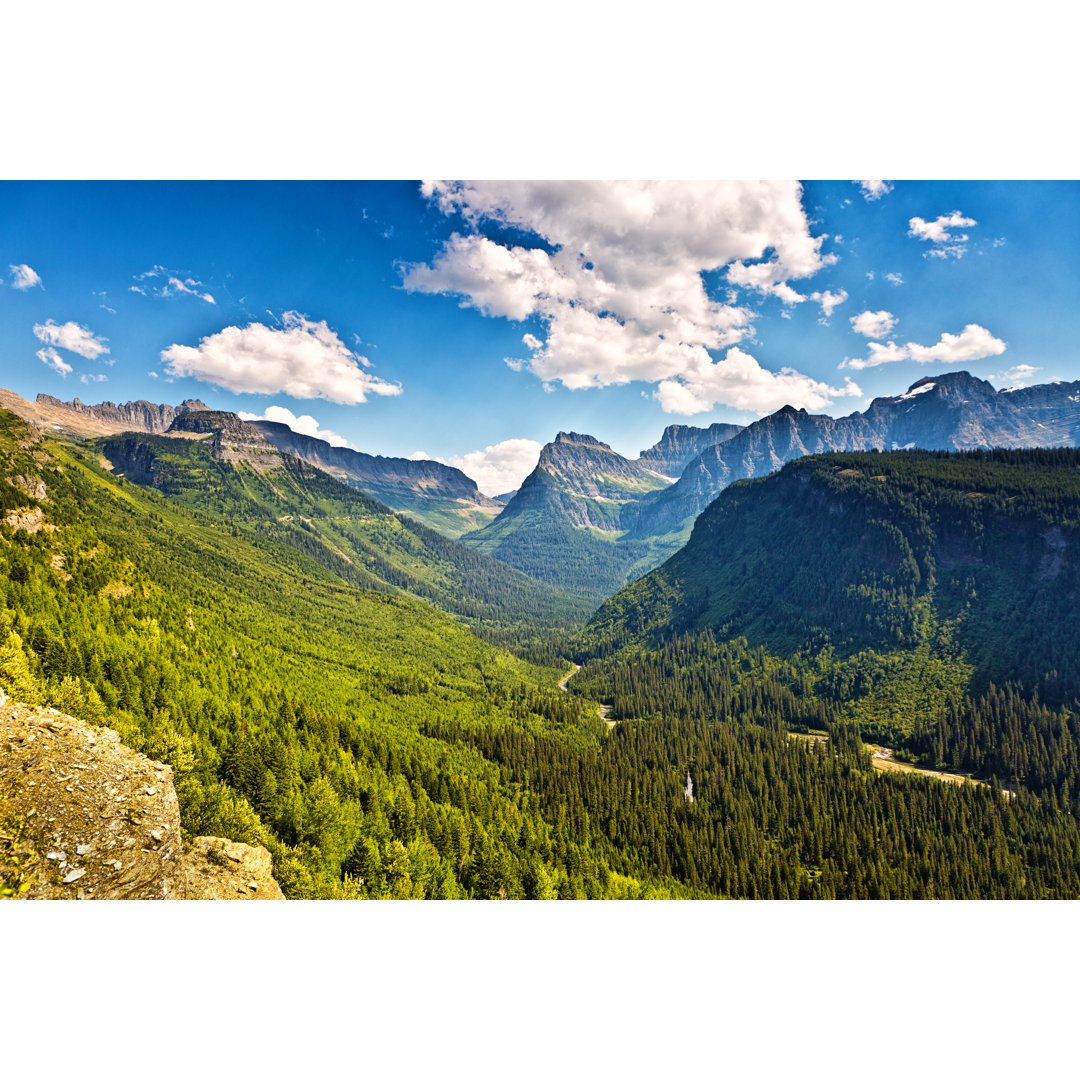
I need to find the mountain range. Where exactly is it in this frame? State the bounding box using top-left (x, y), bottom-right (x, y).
top-left (0, 389), bottom-right (502, 539)
top-left (465, 371), bottom-right (1080, 594)
top-left (8, 370), bottom-right (1080, 601)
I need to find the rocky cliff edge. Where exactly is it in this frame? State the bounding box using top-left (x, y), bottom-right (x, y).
top-left (0, 696), bottom-right (284, 900)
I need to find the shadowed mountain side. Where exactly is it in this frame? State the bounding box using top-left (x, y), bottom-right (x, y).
top-left (585, 447), bottom-right (1080, 702)
top-left (249, 420), bottom-right (501, 539)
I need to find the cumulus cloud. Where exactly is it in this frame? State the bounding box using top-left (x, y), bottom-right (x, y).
top-left (448, 438), bottom-right (544, 496)
top-left (133, 265), bottom-right (216, 304)
top-left (850, 310), bottom-right (897, 338)
top-left (842, 324), bottom-right (1006, 370)
top-left (654, 345), bottom-right (862, 416)
top-left (33, 320), bottom-right (110, 360)
top-left (37, 347), bottom-right (72, 376)
top-left (909, 211), bottom-right (977, 259)
top-left (811, 289), bottom-right (847, 317)
top-left (9, 264), bottom-right (42, 290)
top-left (79, 372), bottom-right (108, 384)
top-left (409, 438), bottom-right (543, 496)
top-left (886, 273), bottom-right (904, 286)
top-left (403, 181), bottom-right (847, 411)
top-left (236, 404), bottom-right (355, 448)
top-left (160, 312), bottom-right (402, 404)
top-left (997, 364), bottom-right (1041, 385)
top-left (857, 181), bottom-right (894, 201)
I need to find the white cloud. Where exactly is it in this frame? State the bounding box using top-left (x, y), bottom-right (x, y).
top-left (409, 438), bottom-right (542, 496)
top-left (857, 181), bottom-right (893, 201)
top-left (9, 264), bottom-right (42, 290)
top-left (908, 211), bottom-right (976, 258)
top-left (403, 181), bottom-right (843, 411)
top-left (842, 324), bottom-right (1006, 370)
top-left (907, 324), bottom-right (1006, 365)
top-left (133, 265), bottom-right (216, 304)
top-left (160, 312), bottom-right (402, 405)
top-left (446, 438), bottom-right (543, 496)
top-left (811, 289), bottom-right (847, 317)
top-left (654, 345), bottom-right (862, 416)
top-left (885, 273), bottom-right (904, 286)
top-left (236, 404), bottom-right (354, 448)
top-left (851, 310), bottom-right (897, 338)
top-left (997, 364), bottom-right (1041, 384)
top-left (33, 319), bottom-right (110, 360)
top-left (79, 372), bottom-right (108, 384)
top-left (37, 347), bottom-right (72, 376)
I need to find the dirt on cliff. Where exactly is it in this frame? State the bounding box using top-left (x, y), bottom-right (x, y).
top-left (0, 698), bottom-right (283, 900)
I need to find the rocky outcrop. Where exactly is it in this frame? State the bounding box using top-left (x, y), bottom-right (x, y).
top-left (0, 700), bottom-right (283, 901)
top-left (0, 389), bottom-right (210, 440)
top-left (184, 837), bottom-right (285, 900)
top-left (167, 411), bottom-right (284, 471)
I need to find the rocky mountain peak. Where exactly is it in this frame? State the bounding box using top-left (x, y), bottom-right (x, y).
top-left (552, 431), bottom-right (609, 449)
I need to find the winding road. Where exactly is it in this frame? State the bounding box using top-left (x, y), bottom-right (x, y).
top-left (559, 664), bottom-right (616, 728)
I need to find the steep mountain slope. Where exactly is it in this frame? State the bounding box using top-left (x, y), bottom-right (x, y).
top-left (0, 389), bottom-right (501, 539)
top-left (461, 433), bottom-right (672, 597)
top-left (97, 414), bottom-right (590, 628)
top-left (249, 420), bottom-right (502, 538)
top-left (631, 372), bottom-right (1080, 538)
top-left (587, 447), bottom-right (1080, 700)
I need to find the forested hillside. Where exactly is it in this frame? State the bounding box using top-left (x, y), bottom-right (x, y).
top-left (576, 448), bottom-right (1080, 827)
top-left (0, 409), bottom-right (676, 898)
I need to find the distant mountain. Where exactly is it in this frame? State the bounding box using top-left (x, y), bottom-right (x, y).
top-left (248, 420), bottom-right (502, 539)
top-left (629, 372), bottom-right (1080, 538)
top-left (464, 371), bottom-right (1080, 599)
top-left (36, 393), bottom-right (208, 433)
top-left (461, 432), bottom-right (672, 596)
top-left (636, 421), bottom-right (743, 477)
top-left (0, 388), bottom-right (209, 439)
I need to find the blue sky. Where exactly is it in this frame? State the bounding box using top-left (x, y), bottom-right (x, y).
top-left (2, 180), bottom-right (1078, 495)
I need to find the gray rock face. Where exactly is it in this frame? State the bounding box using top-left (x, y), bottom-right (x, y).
top-left (487, 431), bottom-right (671, 534)
top-left (636, 422), bottom-right (744, 478)
top-left (167, 411), bottom-right (284, 471)
top-left (35, 395), bottom-right (208, 433)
